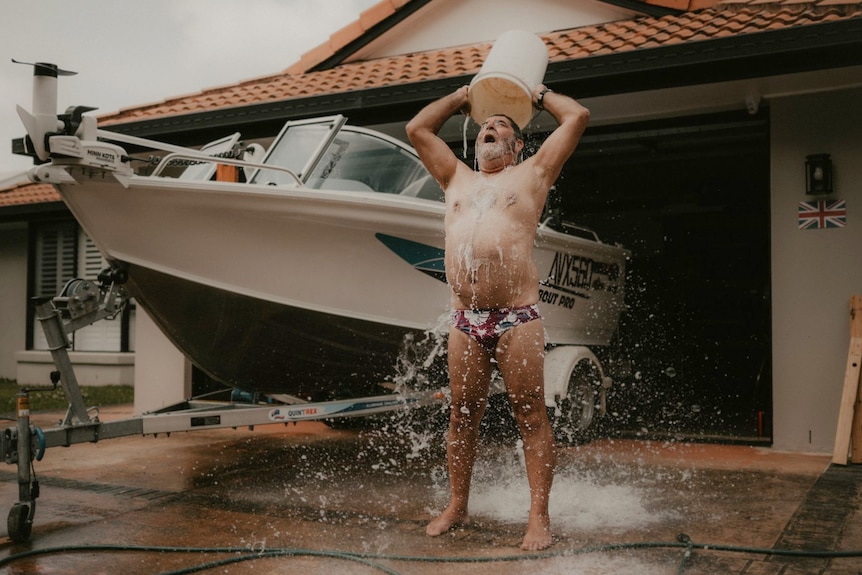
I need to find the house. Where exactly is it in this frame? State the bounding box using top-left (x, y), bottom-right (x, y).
top-left (1, 0), bottom-right (860, 453)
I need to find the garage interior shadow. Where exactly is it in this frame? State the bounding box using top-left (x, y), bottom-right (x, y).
top-left (554, 108), bottom-right (772, 444)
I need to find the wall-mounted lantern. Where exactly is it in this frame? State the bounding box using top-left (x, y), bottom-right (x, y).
top-left (805, 154), bottom-right (833, 196)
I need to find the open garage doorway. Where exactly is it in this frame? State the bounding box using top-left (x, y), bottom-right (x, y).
top-left (553, 109), bottom-right (772, 443)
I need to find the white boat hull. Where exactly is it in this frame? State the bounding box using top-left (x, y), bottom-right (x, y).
top-left (54, 166), bottom-right (627, 396)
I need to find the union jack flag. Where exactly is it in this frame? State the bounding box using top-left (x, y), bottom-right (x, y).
top-left (798, 199), bottom-right (846, 229)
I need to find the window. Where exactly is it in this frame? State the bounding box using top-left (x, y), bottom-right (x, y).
top-left (30, 221), bottom-right (133, 352)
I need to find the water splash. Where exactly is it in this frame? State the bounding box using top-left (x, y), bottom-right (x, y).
top-left (462, 115), bottom-right (470, 159)
top-left (466, 175), bottom-right (502, 222)
top-left (467, 446), bottom-right (677, 532)
top-left (370, 316), bottom-right (453, 467)
top-left (476, 133), bottom-right (521, 167)
top-left (388, 312), bottom-right (449, 391)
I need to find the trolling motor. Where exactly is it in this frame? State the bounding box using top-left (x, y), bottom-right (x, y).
top-left (11, 59), bottom-right (132, 174)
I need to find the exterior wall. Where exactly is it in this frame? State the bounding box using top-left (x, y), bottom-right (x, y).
top-left (3, 221), bottom-right (141, 387)
top-left (15, 350), bottom-right (134, 386)
top-left (0, 223), bottom-right (28, 380)
top-left (770, 86), bottom-right (862, 453)
top-left (133, 307), bottom-right (191, 414)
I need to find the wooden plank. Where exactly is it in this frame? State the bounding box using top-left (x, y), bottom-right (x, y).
top-left (852, 295), bottom-right (862, 339)
top-left (850, 296), bottom-right (862, 463)
top-left (833, 295), bottom-right (862, 465)
top-left (833, 338), bottom-right (862, 465)
top-left (851, 370), bottom-right (862, 463)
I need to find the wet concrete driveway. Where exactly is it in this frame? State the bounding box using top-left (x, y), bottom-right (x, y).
top-left (1, 405), bottom-right (860, 574)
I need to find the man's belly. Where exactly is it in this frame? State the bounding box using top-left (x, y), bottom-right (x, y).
top-left (445, 243), bottom-right (538, 309)
top-left (445, 204), bottom-right (541, 309)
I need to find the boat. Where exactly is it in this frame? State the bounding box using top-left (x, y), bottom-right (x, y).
top-left (10, 62), bottom-right (629, 414)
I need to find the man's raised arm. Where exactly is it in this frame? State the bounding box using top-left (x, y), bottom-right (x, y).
top-left (406, 86), bottom-right (470, 189)
top-left (529, 84), bottom-right (590, 187)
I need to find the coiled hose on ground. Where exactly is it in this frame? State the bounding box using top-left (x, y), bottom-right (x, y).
top-left (2, 534), bottom-right (861, 575)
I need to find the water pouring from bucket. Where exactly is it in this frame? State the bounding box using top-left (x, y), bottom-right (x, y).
top-left (468, 30), bottom-right (549, 130)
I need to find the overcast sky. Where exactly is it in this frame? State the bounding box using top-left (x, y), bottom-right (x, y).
top-left (0, 0), bottom-right (380, 176)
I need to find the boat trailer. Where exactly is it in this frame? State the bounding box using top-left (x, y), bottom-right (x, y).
top-left (0, 270), bottom-right (445, 543)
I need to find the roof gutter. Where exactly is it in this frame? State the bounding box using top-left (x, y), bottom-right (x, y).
top-left (550, 16), bottom-right (862, 97)
top-left (595, 0), bottom-right (681, 18)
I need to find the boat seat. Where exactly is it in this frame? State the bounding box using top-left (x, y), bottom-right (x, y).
top-left (318, 178), bottom-right (375, 192)
top-left (400, 175), bottom-right (444, 202)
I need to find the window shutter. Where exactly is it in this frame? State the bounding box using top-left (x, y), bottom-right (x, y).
top-left (32, 222), bottom-right (77, 350)
top-left (72, 230), bottom-right (120, 352)
top-left (33, 221), bottom-right (77, 299)
top-left (31, 223), bottom-right (124, 353)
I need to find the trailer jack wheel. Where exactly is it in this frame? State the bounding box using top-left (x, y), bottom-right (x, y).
top-left (8, 502), bottom-right (34, 543)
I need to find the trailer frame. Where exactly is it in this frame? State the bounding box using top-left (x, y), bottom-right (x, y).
top-left (1, 271), bottom-right (445, 542)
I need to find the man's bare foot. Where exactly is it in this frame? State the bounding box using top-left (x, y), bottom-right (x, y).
top-left (426, 507), bottom-right (468, 536)
top-left (521, 514), bottom-right (553, 551)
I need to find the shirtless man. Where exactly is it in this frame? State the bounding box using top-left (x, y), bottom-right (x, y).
top-left (406, 84), bottom-right (590, 550)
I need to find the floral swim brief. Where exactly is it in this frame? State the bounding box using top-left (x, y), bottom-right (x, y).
top-left (450, 304), bottom-right (542, 353)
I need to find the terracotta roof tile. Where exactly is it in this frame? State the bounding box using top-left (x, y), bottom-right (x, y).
top-left (331, 21), bottom-right (366, 52)
top-left (360, 0), bottom-right (397, 28)
top-left (284, 0), bottom-right (402, 75)
top-left (0, 182), bottom-right (60, 207)
top-left (689, 0), bottom-right (722, 8)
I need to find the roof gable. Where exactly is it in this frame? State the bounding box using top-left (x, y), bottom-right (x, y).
top-left (291, 0), bottom-right (687, 74)
top-left (341, 0), bottom-right (647, 63)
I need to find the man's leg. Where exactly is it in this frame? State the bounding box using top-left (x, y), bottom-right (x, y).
top-left (427, 327), bottom-right (493, 536)
top-left (497, 320), bottom-right (556, 550)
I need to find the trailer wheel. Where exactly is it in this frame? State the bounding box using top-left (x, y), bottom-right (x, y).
top-left (8, 502), bottom-right (33, 543)
top-left (544, 347), bottom-right (605, 445)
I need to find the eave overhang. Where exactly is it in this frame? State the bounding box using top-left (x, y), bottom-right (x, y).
top-left (0, 201), bottom-right (67, 223)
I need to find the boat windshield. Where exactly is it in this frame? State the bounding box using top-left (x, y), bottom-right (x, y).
top-left (253, 118), bottom-right (443, 202)
top-left (306, 128), bottom-right (427, 194)
top-left (252, 118), bottom-right (343, 186)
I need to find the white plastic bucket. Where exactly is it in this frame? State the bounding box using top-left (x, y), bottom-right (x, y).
top-left (468, 30), bottom-right (549, 129)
